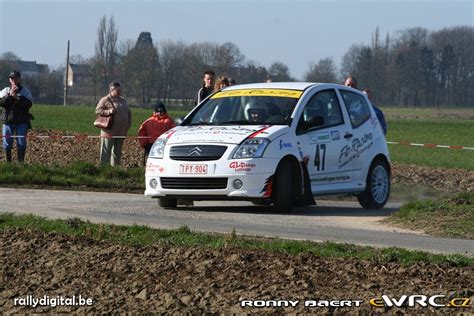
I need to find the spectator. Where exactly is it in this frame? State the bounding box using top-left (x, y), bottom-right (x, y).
top-left (363, 88), bottom-right (387, 135)
top-left (138, 102), bottom-right (175, 163)
top-left (95, 82), bottom-right (131, 166)
top-left (0, 71), bottom-right (33, 162)
top-left (344, 76), bottom-right (357, 89)
top-left (228, 77), bottom-right (236, 86)
top-left (196, 70), bottom-right (215, 104)
top-left (214, 76), bottom-right (229, 90)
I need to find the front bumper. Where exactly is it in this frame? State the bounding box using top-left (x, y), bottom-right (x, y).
top-left (144, 158), bottom-right (278, 199)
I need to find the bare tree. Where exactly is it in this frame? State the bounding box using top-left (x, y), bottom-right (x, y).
top-left (158, 40), bottom-right (188, 103)
top-left (340, 43), bottom-right (363, 82)
top-left (268, 62), bottom-right (294, 82)
top-left (94, 15), bottom-right (118, 86)
top-left (304, 58), bottom-right (337, 83)
top-left (0, 51), bottom-right (20, 60)
top-left (123, 32), bottom-right (159, 105)
top-left (215, 42), bottom-right (245, 73)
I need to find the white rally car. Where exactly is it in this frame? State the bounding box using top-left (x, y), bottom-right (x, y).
top-left (145, 82), bottom-right (390, 211)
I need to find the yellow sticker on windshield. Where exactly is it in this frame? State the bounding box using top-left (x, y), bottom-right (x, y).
top-left (211, 89), bottom-right (303, 99)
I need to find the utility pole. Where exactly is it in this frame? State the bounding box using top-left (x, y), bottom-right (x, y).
top-left (63, 40), bottom-right (70, 106)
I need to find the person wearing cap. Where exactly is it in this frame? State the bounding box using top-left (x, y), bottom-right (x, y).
top-left (0, 71), bottom-right (33, 162)
top-left (95, 82), bottom-right (131, 166)
top-left (138, 102), bottom-right (175, 160)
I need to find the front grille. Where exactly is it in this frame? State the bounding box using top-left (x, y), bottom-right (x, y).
top-left (170, 145), bottom-right (227, 161)
top-left (160, 177), bottom-right (228, 190)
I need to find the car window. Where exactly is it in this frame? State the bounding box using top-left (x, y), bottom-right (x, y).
top-left (339, 90), bottom-right (371, 128)
top-left (297, 89), bottom-right (343, 133)
top-left (186, 90), bottom-right (300, 125)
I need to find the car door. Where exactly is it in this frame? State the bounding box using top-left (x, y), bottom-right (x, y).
top-left (338, 88), bottom-right (375, 186)
top-left (295, 89), bottom-right (359, 194)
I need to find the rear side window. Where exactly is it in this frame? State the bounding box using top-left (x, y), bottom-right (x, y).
top-left (340, 90), bottom-right (371, 128)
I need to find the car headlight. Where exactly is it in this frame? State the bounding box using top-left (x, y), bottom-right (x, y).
top-left (233, 138), bottom-right (269, 159)
top-left (149, 138), bottom-right (168, 159)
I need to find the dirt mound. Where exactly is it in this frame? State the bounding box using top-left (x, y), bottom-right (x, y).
top-left (391, 164), bottom-right (473, 193)
top-left (1, 230), bottom-right (472, 313)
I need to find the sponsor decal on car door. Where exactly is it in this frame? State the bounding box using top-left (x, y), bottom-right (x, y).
top-left (295, 89), bottom-right (357, 192)
top-left (338, 89), bottom-right (376, 184)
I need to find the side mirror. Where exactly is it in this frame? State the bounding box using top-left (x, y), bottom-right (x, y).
top-left (174, 116), bottom-right (184, 125)
top-left (305, 116), bottom-right (325, 130)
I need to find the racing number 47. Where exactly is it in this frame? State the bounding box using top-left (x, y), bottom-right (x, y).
top-left (314, 144), bottom-right (326, 171)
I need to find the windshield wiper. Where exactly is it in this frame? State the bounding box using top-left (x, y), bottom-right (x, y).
top-left (187, 121), bottom-right (210, 126)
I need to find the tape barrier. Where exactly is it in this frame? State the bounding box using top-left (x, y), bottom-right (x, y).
top-left (386, 141), bottom-right (474, 151)
top-left (0, 134), bottom-right (473, 150)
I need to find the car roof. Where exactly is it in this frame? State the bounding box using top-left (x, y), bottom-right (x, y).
top-left (223, 82), bottom-right (322, 91)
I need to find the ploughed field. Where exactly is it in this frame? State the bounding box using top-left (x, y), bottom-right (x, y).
top-left (1, 229), bottom-right (472, 313)
top-left (0, 129), bottom-right (470, 193)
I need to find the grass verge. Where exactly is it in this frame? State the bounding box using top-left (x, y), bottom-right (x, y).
top-left (0, 213), bottom-right (472, 266)
top-left (0, 161), bottom-right (144, 192)
top-left (387, 119), bottom-right (474, 170)
top-left (386, 192), bottom-right (474, 239)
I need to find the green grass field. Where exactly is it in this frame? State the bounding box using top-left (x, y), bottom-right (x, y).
top-left (30, 104), bottom-right (189, 135)
top-left (382, 106), bottom-right (473, 170)
top-left (387, 119), bottom-right (473, 170)
top-left (28, 104), bottom-right (474, 170)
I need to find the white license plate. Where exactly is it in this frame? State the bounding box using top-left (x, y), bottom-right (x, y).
top-left (179, 164), bottom-right (208, 174)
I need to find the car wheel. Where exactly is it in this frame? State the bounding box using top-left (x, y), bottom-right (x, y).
top-left (158, 197), bottom-right (177, 208)
top-left (272, 159), bottom-right (294, 212)
top-left (357, 159), bottom-right (390, 209)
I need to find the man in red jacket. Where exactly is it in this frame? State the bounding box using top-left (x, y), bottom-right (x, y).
top-left (138, 102), bottom-right (175, 160)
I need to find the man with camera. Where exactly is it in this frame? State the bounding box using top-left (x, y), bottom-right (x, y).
top-left (0, 71), bottom-right (33, 162)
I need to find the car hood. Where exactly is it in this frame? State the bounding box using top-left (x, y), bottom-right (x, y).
top-left (163, 125), bottom-right (288, 145)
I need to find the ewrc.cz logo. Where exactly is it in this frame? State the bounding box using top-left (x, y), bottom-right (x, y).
top-left (369, 295), bottom-right (471, 308)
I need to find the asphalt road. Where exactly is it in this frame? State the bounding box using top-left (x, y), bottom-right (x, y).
top-left (0, 188), bottom-right (472, 256)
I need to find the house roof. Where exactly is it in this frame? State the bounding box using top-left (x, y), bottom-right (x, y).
top-left (69, 63), bottom-right (90, 75)
top-left (0, 60), bottom-right (49, 74)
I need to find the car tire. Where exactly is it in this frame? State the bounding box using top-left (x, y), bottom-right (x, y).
top-left (158, 197), bottom-right (177, 208)
top-left (357, 159), bottom-right (390, 209)
top-left (272, 159), bottom-right (294, 212)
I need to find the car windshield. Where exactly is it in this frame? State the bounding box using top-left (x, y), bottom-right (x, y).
top-left (185, 89), bottom-right (302, 126)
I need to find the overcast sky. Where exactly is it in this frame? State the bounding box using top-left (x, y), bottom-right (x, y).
top-left (0, 0), bottom-right (472, 79)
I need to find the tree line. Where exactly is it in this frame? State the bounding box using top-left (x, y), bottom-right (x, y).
top-left (1, 16), bottom-right (472, 107)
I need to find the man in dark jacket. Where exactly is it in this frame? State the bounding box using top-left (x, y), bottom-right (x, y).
top-left (0, 71), bottom-right (33, 162)
top-left (195, 70), bottom-right (215, 105)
